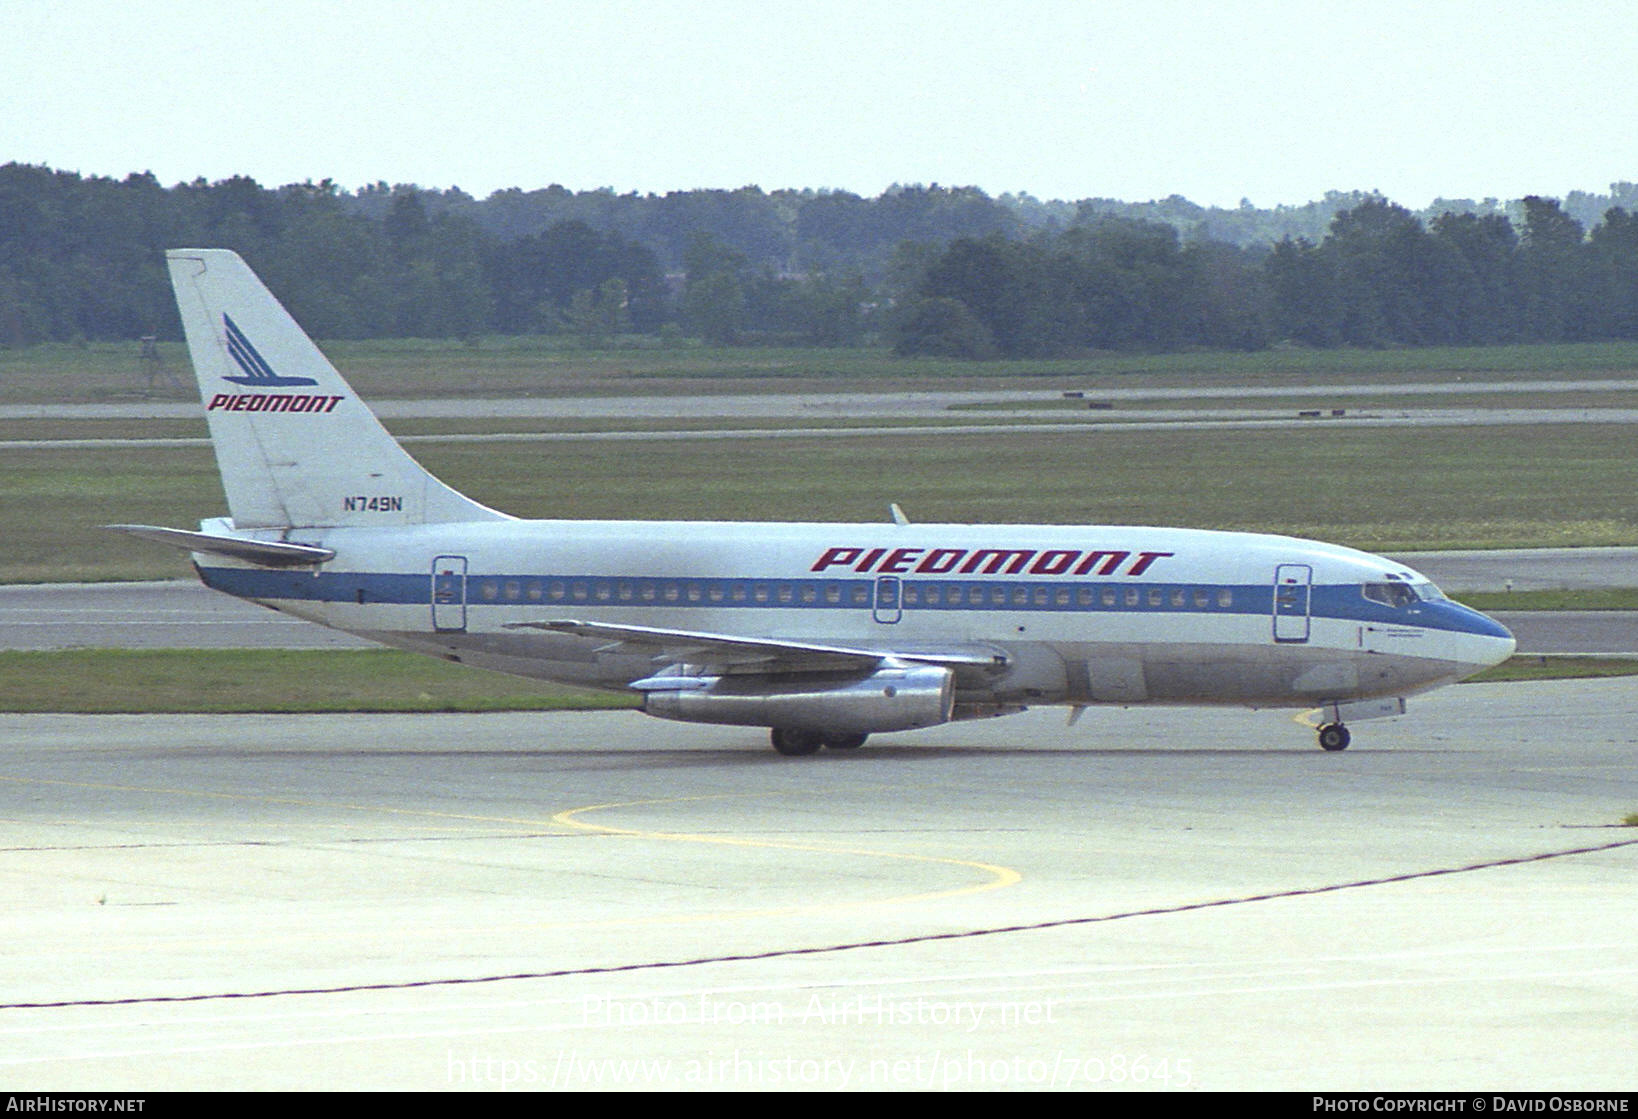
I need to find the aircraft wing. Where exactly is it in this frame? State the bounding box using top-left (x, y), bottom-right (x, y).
top-left (503, 619), bottom-right (1008, 675)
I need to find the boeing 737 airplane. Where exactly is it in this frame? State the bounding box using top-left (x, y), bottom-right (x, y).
top-left (111, 249), bottom-right (1516, 755)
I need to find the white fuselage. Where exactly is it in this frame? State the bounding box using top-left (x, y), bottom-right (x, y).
top-left (195, 517), bottom-right (1516, 715)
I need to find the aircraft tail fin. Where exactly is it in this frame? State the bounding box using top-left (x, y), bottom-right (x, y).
top-left (166, 249), bottom-right (509, 530)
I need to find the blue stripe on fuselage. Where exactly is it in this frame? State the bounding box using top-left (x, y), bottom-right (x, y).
top-left (1405, 599), bottom-right (1514, 639)
top-left (196, 566), bottom-right (1507, 636)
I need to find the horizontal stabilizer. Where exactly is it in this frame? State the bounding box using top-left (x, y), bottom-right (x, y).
top-left (104, 524), bottom-right (334, 567)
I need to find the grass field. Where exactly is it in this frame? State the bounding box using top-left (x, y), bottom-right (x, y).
top-left (1465, 655), bottom-right (1638, 683)
top-left (0, 415), bottom-right (1061, 442)
top-left (7, 421), bottom-right (1636, 583)
top-left (1454, 589), bottom-right (1638, 611)
top-left (0, 648), bottom-right (1623, 714)
top-left (0, 649), bottom-right (634, 714)
top-left (7, 337), bottom-right (1638, 404)
top-left (8, 334), bottom-right (1638, 584)
top-left (406, 424), bottom-right (1638, 552)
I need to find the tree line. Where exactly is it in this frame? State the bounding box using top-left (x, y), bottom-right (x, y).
top-left (894, 197), bottom-right (1638, 356)
top-left (3, 161), bottom-right (1637, 355)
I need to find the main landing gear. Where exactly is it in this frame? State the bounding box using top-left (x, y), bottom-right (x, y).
top-left (1317, 723), bottom-right (1352, 752)
top-left (769, 728), bottom-right (869, 756)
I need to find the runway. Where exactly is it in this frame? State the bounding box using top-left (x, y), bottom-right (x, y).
top-left (9, 379), bottom-right (1638, 451)
top-left (1, 686), bottom-right (1634, 1090)
top-left (10, 408), bottom-right (1638, 452)
top-left (7, 378), bottom-right (1638, 422)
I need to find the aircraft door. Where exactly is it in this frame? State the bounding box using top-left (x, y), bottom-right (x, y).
top-left (1272, 563), bottom-right (1312, 643)
top-left (872, 575), bottom-right (903, 624)
top-left (432, 555), bottom-right (469, 632)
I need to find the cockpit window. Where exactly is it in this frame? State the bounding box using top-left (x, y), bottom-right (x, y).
top-left (1362, 581), bottom-right (1419, 608)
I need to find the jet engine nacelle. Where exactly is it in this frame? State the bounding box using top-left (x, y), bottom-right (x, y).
top-left (640, 664), bottom-right (954, 734)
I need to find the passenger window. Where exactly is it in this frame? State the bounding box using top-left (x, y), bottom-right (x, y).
top-left (1218, 588), bottom-right (1234, 608)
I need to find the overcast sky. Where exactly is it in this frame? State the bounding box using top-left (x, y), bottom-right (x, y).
top-left (5, 0), bottom-right (1636, 209)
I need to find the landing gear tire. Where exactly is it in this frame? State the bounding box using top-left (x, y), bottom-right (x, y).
top-left (1318, 723), bottom-right (1351, 752)
top-left (771, 728), bottom-right (824, 756)
top-left (822, 732), bottom-right (868, 750)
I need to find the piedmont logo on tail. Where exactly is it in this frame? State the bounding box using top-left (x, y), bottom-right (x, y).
top-left (222, 312), bottom-right (318, 386)
top-left (109, 249), bottom-right (1515, 755)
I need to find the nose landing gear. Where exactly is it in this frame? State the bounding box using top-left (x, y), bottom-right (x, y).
top-left (1312, 697), bottom-right (1404, 752)
top-left (1317, 723), bottom-right (1351, 751)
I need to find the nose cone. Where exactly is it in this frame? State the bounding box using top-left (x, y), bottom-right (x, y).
top-left (1413, 599), bottom-right (1514, 677)
top-left (1455, 604), bottom-right (1517, 673)
top-left (1478, 626), bottom-right (1518, 670)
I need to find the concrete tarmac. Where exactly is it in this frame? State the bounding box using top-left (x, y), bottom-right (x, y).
top-left (1493, 611), bottom-right (1638, 655)
top-left (0, 686), bottom-right (1634, 1091)
top-left (0, 580), bottom-right (371, 650)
